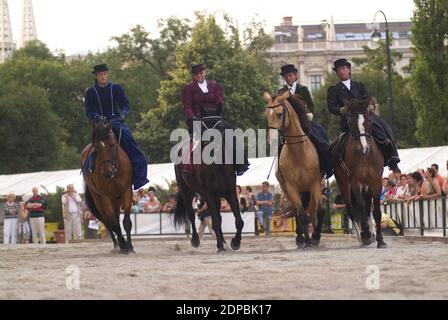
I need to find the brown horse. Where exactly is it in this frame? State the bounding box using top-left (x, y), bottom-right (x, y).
top-left (264, 90), bottom-right (324, 248)
top-left (81, 119), bottom-right (134, 253)
top-left (173, 116), bottom-right (244, 253)
top-left (332, 97), bottom-right (387, 248)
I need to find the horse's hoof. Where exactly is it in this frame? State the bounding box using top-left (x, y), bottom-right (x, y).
top-left (296, 237), bottom-right (305, 249)
top-left (303, 244), bottom-right (313, 250)
top-left (361, 237), bottom-right (374, 246)
top-left (191, 238), bottom-right (200, 248)
top-left (311, 240), bottom-right (320, 247)
top-left (377, 242), bottom-right (388, 249)
top-left (217, 247), bottom-right (226, 253)
top-left (230, 238), bottom-right (241, 251)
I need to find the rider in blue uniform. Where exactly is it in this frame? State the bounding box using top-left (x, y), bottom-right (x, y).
top-left (84, 64), bottom-right (149, 190)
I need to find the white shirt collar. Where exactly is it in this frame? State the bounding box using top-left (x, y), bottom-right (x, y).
top-left (198, 79), bottom-right (208, 93)
top-left (288, 81), bottom-right (297, 94)
top-left (341, 79), bottom-right (351, 90)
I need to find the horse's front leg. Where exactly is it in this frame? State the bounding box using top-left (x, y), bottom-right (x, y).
top-left (188, 203), bottom-right (200, 248)
top-left (206, 196), bottom-right (225, 252)
top-left (353, 187), bottom-right (373, 246)
top-left (103, 198), bottom-right (127, 252)
top-left (288, 189), bottom-right (308, 248)
top-left (225, 192), bottom-right (244, 251)
top-left (373, 195), bottom-right (387, 249)
top-left (121, 188), bottom-right (134, 253)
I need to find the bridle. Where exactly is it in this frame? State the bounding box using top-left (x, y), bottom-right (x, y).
top-left (267, 102), bottom-right (308, 145)
top-left (346, 108), bottom-right (373, 154)
top-left (98, 125), bottom-right (122, 179)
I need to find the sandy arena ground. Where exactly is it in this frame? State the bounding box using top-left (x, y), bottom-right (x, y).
top-left (0, 235), bottom-right (447, 300)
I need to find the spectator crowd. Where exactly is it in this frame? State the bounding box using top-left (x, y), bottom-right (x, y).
top-left (3, 161), bottom-right (448, 244)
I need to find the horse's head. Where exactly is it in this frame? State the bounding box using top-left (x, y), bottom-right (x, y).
top-left (343, 96), bottom-right (373, 155)
top-left (92, 119), bottom-right (118, 180)
top-left (263, 90), bottom-right (290, 144)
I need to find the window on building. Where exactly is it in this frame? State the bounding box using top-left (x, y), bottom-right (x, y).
top-left (310, 75), bottom-right (322, 92)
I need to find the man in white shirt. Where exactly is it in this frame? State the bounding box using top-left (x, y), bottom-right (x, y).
top-left (61, 184), bottom-right (83, 242)
top-left (394, 174), bottom-right (410, 200)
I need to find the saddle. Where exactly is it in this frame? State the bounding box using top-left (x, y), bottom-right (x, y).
top-left (330, 132), bottom-right (350, 175)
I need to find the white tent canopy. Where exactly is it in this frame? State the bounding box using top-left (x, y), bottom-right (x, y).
top-left (1, 146), bottom-right (447, 197)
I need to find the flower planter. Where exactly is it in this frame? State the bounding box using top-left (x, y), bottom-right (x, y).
top-left (54, 230), bottom-right (65, 244)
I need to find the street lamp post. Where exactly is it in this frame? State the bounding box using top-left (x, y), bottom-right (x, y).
top-left (371, 10), bottom-right (395, 136)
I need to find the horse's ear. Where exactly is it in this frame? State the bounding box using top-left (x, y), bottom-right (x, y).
top-left (263, 91), bottom-right (272, 103)
top-left (106, 121), bottom-right (112, 130)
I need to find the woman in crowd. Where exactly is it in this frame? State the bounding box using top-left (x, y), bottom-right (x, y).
top-left (136, 188), bottom-right (149, 213)
top-left (4, 193), bottom-right (19, 244)
top-left (144, 190), bottom-right (161, 213)
top-left (17, 202), bottom-right (31, 244)
top-left (236, 185), bottom-right (248, 213)
top-left (422, 167), bottom-right (442, 199)
top-left (161, 194), bottom-right (177, 213)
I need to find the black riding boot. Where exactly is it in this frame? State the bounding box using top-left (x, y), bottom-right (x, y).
top-left (382, 139), bottom-right (401, 172)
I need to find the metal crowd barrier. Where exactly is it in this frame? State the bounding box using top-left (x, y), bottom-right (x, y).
top-left (383, 197), bottom-right (447, 237)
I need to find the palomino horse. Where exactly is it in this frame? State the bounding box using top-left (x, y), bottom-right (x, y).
top-left (264, 90), bottom-right (324, 248)
top-left (332, 97), bottom-right (387, 248)
top-left (173, 116), bottom-right (244, 253)
top-left (81, 119), bottom-right (134, 253)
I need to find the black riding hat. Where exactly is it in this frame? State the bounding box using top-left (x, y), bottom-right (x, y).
top-left (333, 59), bottom-right (352, 71)
top-left (280, 64), bottom-right (298, 76)
top-left (92, 64), bottom-right (109, 74)
top-left (190, 63), bottom-right (206, 74)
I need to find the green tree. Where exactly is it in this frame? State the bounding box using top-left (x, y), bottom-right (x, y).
top-left (0, 82), bottom-right (62, 173)
top-left (112, 17), bottom-right (191, 80)
top-left (0, 41), bottom-right (90, 167)
top-left (411, 0), bottom-right (448, 145)
top-left (136, 14), bottom-right (277, 163)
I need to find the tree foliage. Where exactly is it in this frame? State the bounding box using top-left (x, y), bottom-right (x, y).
top-left (411, 0), bottom-right (448, 145)
top-left (136, 14), bottom-right (278, 163)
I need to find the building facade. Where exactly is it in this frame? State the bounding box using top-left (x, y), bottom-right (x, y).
top-left (269, 17), bottom-right (414, 92)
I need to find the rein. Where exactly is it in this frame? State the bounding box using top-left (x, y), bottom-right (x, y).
top-left (267, 103), bottom-right (308, 145)
top-left (100, 126), bottom-right (122, 179)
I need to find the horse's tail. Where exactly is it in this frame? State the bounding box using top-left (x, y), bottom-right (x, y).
top-left (173, 191), bottom-right (189, 228)
top-left (173, 164), bottom-right (193, 229)
top-left (84, 184), bottom-right (103, 223)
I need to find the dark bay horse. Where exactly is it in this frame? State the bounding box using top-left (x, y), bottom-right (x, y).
top-left (332, 97), bottom-right (387, 248)
top-left (173, 117), bottom-right (244, 253)
top-left (81, 119), bottom-right (134, 253)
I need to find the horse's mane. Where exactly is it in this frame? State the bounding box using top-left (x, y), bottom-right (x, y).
top-left (92, 121), bottom-right (111, 143)
top-left (347, 96), bottom-right (371, 114)
top-left (278, 88), bottom-right (311, 133)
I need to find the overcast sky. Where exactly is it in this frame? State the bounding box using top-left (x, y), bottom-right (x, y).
top-left (7, 0), bottom-right (415, 55)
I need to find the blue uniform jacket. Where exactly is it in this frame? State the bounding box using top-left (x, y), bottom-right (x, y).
top-left (85, 83), bottom-right (130, 121)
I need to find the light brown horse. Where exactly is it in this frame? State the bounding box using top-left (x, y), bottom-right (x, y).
top-left (332, 97), bottom-right (387, 248)
top-left (264, 90), bottom-right (324, 248)
top-left (81, 120), bottom-right (134, 253)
